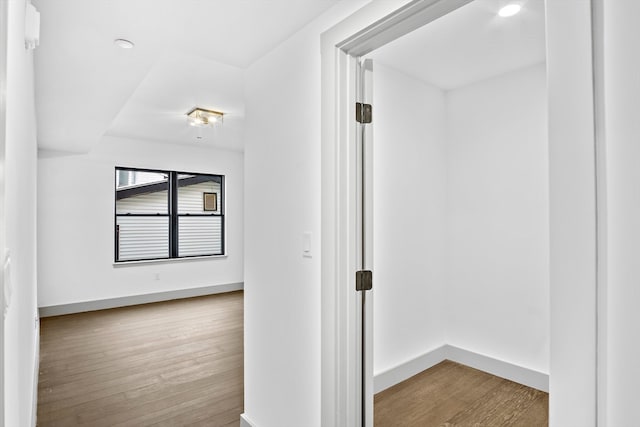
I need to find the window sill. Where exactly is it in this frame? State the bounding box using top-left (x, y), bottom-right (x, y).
top-left (113, 254), bottom-right (227, 267)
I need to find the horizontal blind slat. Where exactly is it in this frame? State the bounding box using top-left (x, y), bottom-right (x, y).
top-left (117, 217), bottom-right (169, 260)
top-left (178, 216), bottom-right (222, 256)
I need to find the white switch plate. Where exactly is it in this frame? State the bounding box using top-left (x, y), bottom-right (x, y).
top-left (303, 232), bottom-right (312, 258)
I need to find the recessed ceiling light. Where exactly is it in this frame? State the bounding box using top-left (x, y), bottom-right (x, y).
top-left (113, 38), bottom-right (135, 49)
top-left (498, 3), bottom-right (522, 17)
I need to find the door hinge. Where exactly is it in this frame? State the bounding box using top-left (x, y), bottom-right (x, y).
top-left (356, 270), bottom-right (373, 291)
top-left (355, 102), bottom-right (372, 124)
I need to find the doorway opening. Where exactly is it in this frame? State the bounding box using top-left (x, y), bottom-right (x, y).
top-left (321, 0), bottom-right (599, 425)
top-left (366, 0), bottom-right (549, 423)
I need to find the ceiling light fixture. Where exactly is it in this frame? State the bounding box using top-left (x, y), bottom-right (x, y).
top-left (186, 107), bottom-right (224, 128)
top-left (113, 38), bottom-right (135, 49)
top-left (498, 3), bottom-right (522, 17)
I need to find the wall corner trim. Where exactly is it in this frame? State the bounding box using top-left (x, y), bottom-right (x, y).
top-left (38, 282), bottom-right (243, 317)
top-left (374, 344), bottom-right (549, 394)
top-left (240, 413), bottom-right (257, 427)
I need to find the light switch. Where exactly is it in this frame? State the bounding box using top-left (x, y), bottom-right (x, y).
top-left (303, 232), bottom-right (312, 258)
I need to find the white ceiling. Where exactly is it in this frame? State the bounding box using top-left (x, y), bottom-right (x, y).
top-left (32, 0), bottom-right (341, 153)
top-left (370, 0), bottom-right (546, 90)
top-left (33, 0), bottom-right (546, 154)
top-left (106, 53), bottom-right (246, 151)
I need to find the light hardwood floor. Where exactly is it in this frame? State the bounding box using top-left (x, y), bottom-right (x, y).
top-left (375, 360), bottom-right (549, 426)
top-left (37, 291), bottom-right (243, 427)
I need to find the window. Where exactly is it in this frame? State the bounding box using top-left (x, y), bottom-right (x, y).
top-left (115, 167), bottom-right (224, 262)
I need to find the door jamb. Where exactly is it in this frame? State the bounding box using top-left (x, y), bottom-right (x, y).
top-left (320, 1), bottom-right (475, 425)
top-left (0, 0), bottom-right (8, 422)
top-left (321, 0), bottom-right (601, 425)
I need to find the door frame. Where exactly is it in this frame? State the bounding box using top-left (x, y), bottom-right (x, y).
top-left (320, 0), bottom-right (602, 425)
top-left (0, 0), bottom-right (7, 422)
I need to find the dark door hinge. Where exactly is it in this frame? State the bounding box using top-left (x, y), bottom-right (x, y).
top-left (356, 270), bottom-right (373, 291)
top-left (356, 102), bottom-right (372, 124)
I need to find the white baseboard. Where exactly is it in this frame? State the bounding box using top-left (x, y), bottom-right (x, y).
top-left (374, 344), bottom-right (549, 394)
top-left (38, 282), bottom-right (243, 317)
top-left (240, 413), bottom-right (256, 427)
top-left (445, 345), bottom-right (549, 392)
top-left (374, 345), bottom-right (448, 394)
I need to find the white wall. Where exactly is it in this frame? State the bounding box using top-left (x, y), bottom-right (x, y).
top-left (372, 63), bottom-right (447, 375)
top-left (603, 0), bottom-right (640, 424)
top-left (371, 62), bottom-right (548, 376)
top-left (37, 135), bottom-right (243, 307)
top-left (243, 0), bottom-right (596, 425)
top-left (243, 24), bottom-right (322, 427)
top-left (243, 1), bottom-right (369, 426)
top-left (446, 64), bottom-right (549, 374)
top-left (4, 0), bottom-right (39, 425)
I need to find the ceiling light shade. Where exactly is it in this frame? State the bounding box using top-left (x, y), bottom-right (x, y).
top-left (186, 107), bottom-right (224, 128)
top-left (114, 38), bottom-right (135, 49)
top-left (498, 3), bottom-right (522, 17)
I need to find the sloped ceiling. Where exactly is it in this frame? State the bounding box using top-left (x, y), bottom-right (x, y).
top-left (33, 0), bottom-right (546, 154)
top-left (32, 0), bottom-right (341, 153)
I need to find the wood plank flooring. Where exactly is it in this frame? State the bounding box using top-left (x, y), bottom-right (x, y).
top-left (38, 292), bottom-right (546, 426)
top-left (37, 291), bottom-right (243, 427)
top-left (375, 360), bottom-right (548, 426)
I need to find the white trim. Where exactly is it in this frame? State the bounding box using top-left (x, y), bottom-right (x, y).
top-left (113, 254), bottom-right (228, 267)
top-left (374, 345), bottom-right (550, 395)
top-left (374, 345), bottom-right (448, 394)
top-left (323, 0), bottom-right (599, 424)
top-left (546, 1), bottom-right (598, 424)
top-left (321, 1), bottom-right (485, 425)
top-left (31, 320), bottom-right (40, 427)
top-left (240, 413), bottom-right (256, 427)
top-left (446, 346), bottom-right (549, 393)
top-left (38, 282), bottom-right (243, 317)
top-left (339, 0), bottom-right (472, 57)
top-left (590, 0), bottom-right (607, 425)
top-left (0, 0), bottom-right (7, 422)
